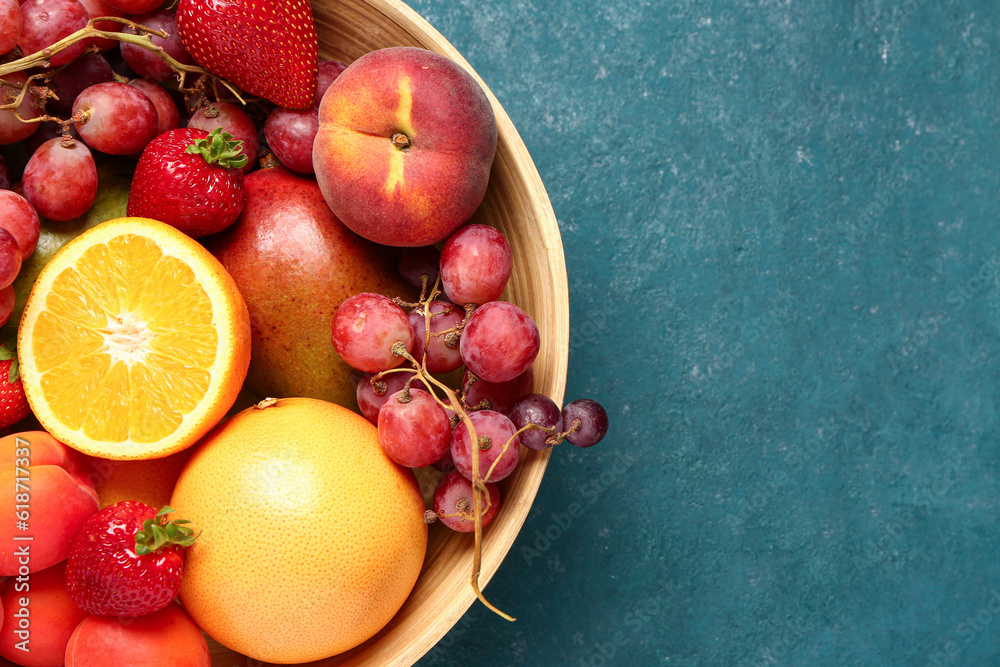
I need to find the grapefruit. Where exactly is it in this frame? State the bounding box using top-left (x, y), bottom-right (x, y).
top-left (169, 397), bottom-right (428, 663)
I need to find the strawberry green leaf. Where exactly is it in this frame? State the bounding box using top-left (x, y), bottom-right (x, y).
top-left (0, 345), bottom-right (13, 362)
top-left (7, 358), bottom-right (18, 384)
top-left (185, 127), bottom-right (248, 170)
top-left (134, 505), bottom-right (200, 555)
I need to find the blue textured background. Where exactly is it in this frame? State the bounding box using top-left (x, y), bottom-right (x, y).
top-left (411, 1), bottom-right (1000, 666)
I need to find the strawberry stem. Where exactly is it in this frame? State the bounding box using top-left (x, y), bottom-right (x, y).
top-left (134, 506), bottom-right (199, 555)
top-left (185, 128), bottom-right (248, 169)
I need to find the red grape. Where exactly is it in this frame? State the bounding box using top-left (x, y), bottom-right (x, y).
top-left (0, 227), bottom-right (21, 288)
top-left (263, 106), bottom-right (317, 174)
top-left (460, 301), bottom-right (540, 383)
top-left (451, 409), bottom-right (520, 482)
top-left (128, 79), bottom-right (180, 136)
top-left (48, 52), bottom-right (114, 114)
top-left (0, 72), bottom-right (41, 145)
top-left (0, 152), bottom-right (9, 190)
top-left (0, 284), bottom-right (13, 327)
top-left (356, 371), bottom-right (427, 425)
top-left (18, 0), bottom-right (89, 65)
top-left (397, 245), bottom-right (440, 291)
top-left (431, 447), bottom-right (455, 473)
top-left (188, 102), bottom-right (259, 174)
top-left (22, 138), bottom-right (97, 221)
top-left (509, 393), bottom-right (563, 451)
top-left (433, 470), bottom-right (500, 533)
top-left (463, 366), bottom-right (533, 414)
top-left (77, 0), bottom-right (125, 50)
top-left (409, 299), bottom-right (464, 374)
top-left (562, 399), bottom-right (608, 448)
top-left (73, 82), bottom-right (158, 155)
top-left (312, 59), bottom-right (347, 109)
top-left (0, 190), bottom-right (39, 259)
top-left (440, 224), bottom-right (512, 305)
top-left (21, 119), bottom-right (77, 155)
top-left (121, 9), bottom-right (192, 81)
top-left (102, 0), bottom-right (162, 15)
top-left (331, 292), bottom-right (414, 373)
top-left (378, 388), bottom-right (452, 468)
top-left (0, 0), bottom-right (21, 54)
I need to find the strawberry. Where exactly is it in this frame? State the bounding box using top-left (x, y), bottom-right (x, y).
top-left (0, 345), bottom-right (31, 432)
top-left (65, 502), bottom-right (199, 617)
top-left (176, 0), bottom-right (318, 109)
top-left (127, 127), bottom-right (246, 239)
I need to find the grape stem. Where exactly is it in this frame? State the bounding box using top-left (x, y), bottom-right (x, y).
top-left (0, 17), bottom-right (248, 107)
top-left (384, 276), bottom-right (515, 622)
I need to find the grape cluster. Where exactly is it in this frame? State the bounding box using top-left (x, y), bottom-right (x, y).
top-left (331, 223), bottom-right (609, 537)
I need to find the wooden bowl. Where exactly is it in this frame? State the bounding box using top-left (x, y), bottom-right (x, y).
top-left (209, 1), bottom-right (568, 665)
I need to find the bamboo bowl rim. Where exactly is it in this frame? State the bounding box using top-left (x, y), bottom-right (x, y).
top-left (209, 1), bottom-right (570, 664)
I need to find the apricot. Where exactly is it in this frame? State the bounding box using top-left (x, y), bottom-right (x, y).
top-left (64, 603), bottom-right (210, 667)
top-left (0, 432), bottom-right (99, 575)
top-left (0, 560), bottom-right (87, 667)
top-left (314, 47), bottom-right (497, 247)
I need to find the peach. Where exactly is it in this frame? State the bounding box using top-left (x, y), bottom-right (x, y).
top-left (64, 603), bottom-right (211, 667)
top-left (313, 46), bottom-right (497, 247)
top-left (0, 560), bottom-right (88, 667)
top-left (0, 432), bottom-right (99, 575)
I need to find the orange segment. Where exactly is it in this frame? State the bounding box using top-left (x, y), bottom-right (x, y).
top-left (18, 217), bottom-right (251, 460)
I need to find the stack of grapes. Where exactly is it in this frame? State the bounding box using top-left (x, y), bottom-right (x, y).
top-left (332, 223), bottom-right (608, 534)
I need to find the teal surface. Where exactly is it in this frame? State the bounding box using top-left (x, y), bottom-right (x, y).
top-left (411, 1), bottom-right (1000, 666)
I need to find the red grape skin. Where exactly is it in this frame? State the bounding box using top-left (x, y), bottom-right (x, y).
top-left (433, 470), bottom-right (500, 533)
top-left (77, 0), bottom-right (126, 50)
top-left (22, 138), bottom-right (97, 221)
top-left (73, 82), bottom-right (158, 155)
top-left (356, 371), bottom-right (427, 425)
top-left (331, 292), bottom-right (414, 373)
top-left (562, 399), bottom-right (609, 448)
top-left (128, 79), bottom-right (180, 136)
top-left (0, 228), bottom-right (21, 288)
top-left (188, 102), bottom-right (259, 174)
top-left (378, 388), bottom-right (452, 468)
top-left (398, 245), bottom-right (441, 291)
top-left (460, 301), bottom-right (540, 383)
top-left (0, 285), bottom-right (13, 327)
top-left (20, 119), bottom-right (78, 155)
top-left (440, 224), bottom-right (513, 305)
top-left (451, 409), bottom-right (521, 483)
top-left (509, 393), bottom-right (563, 451)
top-left (463, 366), bottom-right (533, 414)
top-left (121, 10), bottom-right (192, 81)
top-left (409, 300), bottom-right (464, 374)
top-left (431, 447), bottom-right (455, 473)
top-left (0, 72), bottom-right (41, 145)
top-left (264, 60), bottom-right (346, 174)
top-left (48, 52), bottom-right (114, 114)
top-left (18, 0), bottom-right (90, 66)
top-left (0, 0), bottom-right (22, 54)
top-left (264, 107), bottom-right (317, 174)
top-left (0, 190), bottom-right (39, 259)
top-left (102, 0), bottom-right (163, 16)
top-left (312, 59), bottom-right (347, 109)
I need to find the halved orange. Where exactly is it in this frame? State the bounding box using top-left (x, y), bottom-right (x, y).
top-left (17, 217), bottom-right (251, 460)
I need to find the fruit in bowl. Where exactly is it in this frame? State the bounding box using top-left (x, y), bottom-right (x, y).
top-left (0, 0), bottom-right (612, 665)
